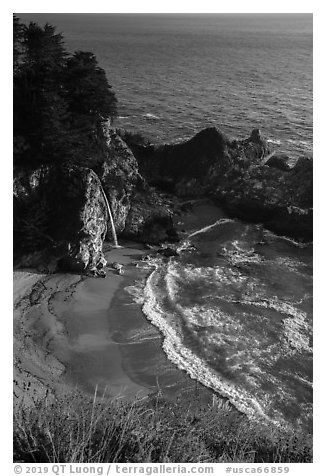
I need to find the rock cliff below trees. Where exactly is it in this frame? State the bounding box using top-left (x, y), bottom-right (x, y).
top-left (13, 127), bottom-right (313, 274)
top-left (13, 131), bottom-right (176, 273)
top-left (128, 127), bottom-right (312, 241)
top-left (14, 165), bottom-right (109, 273)
top-left (96, 129), bottom-right (176, 245)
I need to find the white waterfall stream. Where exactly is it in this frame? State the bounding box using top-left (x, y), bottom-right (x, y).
top-left (101, 186), bottom-right (120, 248)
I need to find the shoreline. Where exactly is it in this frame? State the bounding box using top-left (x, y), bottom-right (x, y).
top-left (13, 201), bottom-right (233, 410)
top-left (13, 197), bottom-right (313, 434)
top-left (14, 242), bottom-right (152, 405)
top-left (58, 242), bottom-right (151, 400)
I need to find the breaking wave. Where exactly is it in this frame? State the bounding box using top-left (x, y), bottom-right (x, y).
top-left (142, 259), bottom-right (277, 423)
top-left (266, 138), bottom-right (282, 145)
top-left (143, 113), bottom-right (160, 120)
top-left (135, 217), bottom-right (312, 430)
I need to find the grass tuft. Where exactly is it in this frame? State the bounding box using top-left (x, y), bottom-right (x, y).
top-left (13, 390), bottom-right (312, 463)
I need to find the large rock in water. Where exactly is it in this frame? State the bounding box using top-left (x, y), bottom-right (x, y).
top-left (128, 127), bottom-right (312, 240)
top-left (129, 127), bottom-right (272, 195)
top-left (122, 184), bottom-right (178, 244)
top-left (95, 128), bottom-right (178, 245)
top-left (265, 153), bottom-right (291, 171)
top-left (14, 165), bottom-right (108, 272)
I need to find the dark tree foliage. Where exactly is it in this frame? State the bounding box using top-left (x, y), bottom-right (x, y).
top-left (14, 21), bottom-right (69, 163)
top-left (13, 16), bottom-right (118, 167)
top-left (13, 14), bottom-right (26, 74)
top-left (63, 51), bottom-right (118, 164)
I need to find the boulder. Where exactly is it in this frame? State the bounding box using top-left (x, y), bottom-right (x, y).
top-left (122, 186), bottom-right (179, 244)
top-left (265, 153), bottom-right (291, 171)
top-left (214, 160), bottom-right (313, 240)
top-left (157, 246), bottom-right (179, 257)
top-left (14, 165), bottom-right (108, 272)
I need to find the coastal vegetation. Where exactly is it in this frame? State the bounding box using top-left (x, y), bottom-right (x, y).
top-left (14, 15), bottom-right (117, 167)
top-left (14, 391), bottom-right (312, 463)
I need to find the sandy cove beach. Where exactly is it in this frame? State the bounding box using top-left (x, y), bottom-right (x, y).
top-left (13, 244), bottom-right (198, 408)
top-left (13, 202), bottom-right (228, 408)
top-left (13, 243), bottom-right (150, 407)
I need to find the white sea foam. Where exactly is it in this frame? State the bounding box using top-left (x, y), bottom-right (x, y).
top-left (167, 260), bottom-right (251, 289)
top-left (221, 242), bottom-right (263, 266)
top-left (287, 139), bottom-right (312, 148)
top-left (124, 327), bottom-right (161, 344)
top-left (263, 229), bottom-right (312, 248)
top-left (241, 295), bottom-right (312, 354)
top-left (141, 260), bottom-right (284, 425)
top-left (143, 113), bottom-right (160, 120)
top-left (188, 218), bottom-right (234, 239)
top-left (125, 282), bottom-right (146, 305)
top-left (294, 375), bottom-right (313, 388)
top-left (282, 314), bottom-right (312, 354)
top-left (266, 138), bottom-right (282, 145)
top-left (274, 256), bottom-right (307, 274)
top-left (124, 218), bottom-right (312, 430)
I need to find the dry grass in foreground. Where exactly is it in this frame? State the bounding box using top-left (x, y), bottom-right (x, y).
top-left (13, 390), bottom-right (312, 463)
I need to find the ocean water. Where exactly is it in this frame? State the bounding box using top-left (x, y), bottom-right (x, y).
top-left (18, 13), bottom-right (313, 158)
top-left (17, 13), bottom-right (313, 431)
top-left (139, 209), bottom-right (313, 432)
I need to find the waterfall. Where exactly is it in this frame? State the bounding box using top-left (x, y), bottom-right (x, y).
top-left (101, 186), bottom-right (120, 248)
top-left (261, 150), bottom-right (276, 165)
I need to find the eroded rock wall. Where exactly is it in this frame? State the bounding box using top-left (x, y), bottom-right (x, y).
top-left (128, 127), bottom-right (312, 240)
top-left (14, 165), bottom-right (108, 272)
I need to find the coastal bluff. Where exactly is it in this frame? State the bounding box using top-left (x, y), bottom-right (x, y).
top-left (14, 126), bottom-right (312, 274)
top-left (129, 127), bottom-right (312, 241)
top-left (13, 129), bottom-right (176, 274)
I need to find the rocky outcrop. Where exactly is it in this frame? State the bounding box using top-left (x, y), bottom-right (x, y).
top-left (214, 159), bottom-right (313, 240)
top-left (131, 127), bottom-right (234, 195)
top-left (130, 127), bottom-right (272, 194)
top-left (13, 131), bottom-right (180, 272)
top-left (95, 129), bottom-right (179, 245)
top-left (14, 165), bottom-right (109, 273)
top-left (265, 153), bottom-right (291, 172)
top-left (13, 126), bottom-right (312, 273)
top-left (94, 129), bottom-right (142, 238)
top-left (128, 127), bottom-right (312, 241)
top-left (122, 185), bottom-right (178, 244)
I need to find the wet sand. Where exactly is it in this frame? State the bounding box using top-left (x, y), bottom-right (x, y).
top-left (13, 243), bottom-right (152, 404)
top-left (57, 241), bottom-right (209, 400)
top-left (58, 243), bottom-right (150, 399)
top-left (14, 202), bottom-right (229, 407)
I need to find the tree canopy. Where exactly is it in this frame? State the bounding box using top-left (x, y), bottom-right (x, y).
top-left (13, 15), bottom-right (118, 167)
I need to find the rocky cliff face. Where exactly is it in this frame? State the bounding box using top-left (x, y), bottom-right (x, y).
top-left (13, 131), bottom-right (179, 272)
top-left (13, 126), bottom-right (312, 273)
top-left (14, 165), bottom-right (108, 273)
top-left (94, 129), bottom-right (141, 238)
top-left (131, 128), bottom-right (272, 194)
top-left (128, 127), bottom-right (312, 240)
top-left (123, 185), bottom-right (178, 244)
top-left (95, 128), bottom-right (178, 245)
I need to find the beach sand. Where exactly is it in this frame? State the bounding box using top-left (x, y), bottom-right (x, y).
top-left (13, 243), bottom-right (149, 406)
top-left (13, 202), bottom-right (229, 408)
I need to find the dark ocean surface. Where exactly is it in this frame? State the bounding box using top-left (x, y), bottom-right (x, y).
top-left (18, 13), bottom-right (313, 432)
top-left (18, 13), bottom-right (313, 159)
top-left (138, 208), bottom-right (313, 432)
